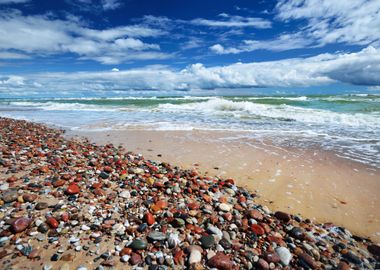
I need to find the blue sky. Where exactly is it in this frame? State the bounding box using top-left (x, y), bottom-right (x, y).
top-left (0, 0), bottom-right (380, 97)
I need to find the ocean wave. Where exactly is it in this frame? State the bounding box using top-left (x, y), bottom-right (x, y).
top-left (9, 101), bottom-right (122, 111)
top-left (157, 97), bottom-right (380, 128)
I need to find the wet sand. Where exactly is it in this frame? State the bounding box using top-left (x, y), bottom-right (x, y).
top-left (67, 129), bottom-right (380, 243)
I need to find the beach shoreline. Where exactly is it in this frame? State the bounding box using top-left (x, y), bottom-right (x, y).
top-left (67, 129), bottom-right (380, 242)
top-left (1, 117), bottom-right (379, 270)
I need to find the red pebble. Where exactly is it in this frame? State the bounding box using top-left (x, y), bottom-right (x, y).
top-left (66, 184), bottom-right (80, 195)
top-left (144, 212), bottom-right (155, 225)
top-left (61, 212), bottom-right (70, 222)
top-left (188, 202), bottom-right (200, 210)
top-left (11, 217), bottom-right (32, 233)
top-left (46, 216), bottom-right (59, 228)
top-left (103, 166), bottom-right (113, 173)
top-left (174, 249), bottom-right (185, 265)
top-left (251, 224), bottom-right (265, 236)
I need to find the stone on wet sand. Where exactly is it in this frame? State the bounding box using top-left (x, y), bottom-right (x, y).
top-left (274, 211), bottom-right (291, 222)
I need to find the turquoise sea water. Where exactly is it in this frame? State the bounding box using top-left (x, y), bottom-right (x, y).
top-left (0, 94), bottom-right (379, 168)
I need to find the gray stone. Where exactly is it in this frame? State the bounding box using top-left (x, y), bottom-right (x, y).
top-left (276, 247), bottom-right (292, 266)
top-left (148, 231), bottom-right (167, 241)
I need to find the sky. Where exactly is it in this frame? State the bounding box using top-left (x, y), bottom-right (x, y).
top-left (0, 0), bottom-right (380, 97)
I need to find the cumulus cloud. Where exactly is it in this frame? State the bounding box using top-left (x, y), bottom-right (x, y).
top-left (0, 12), bottom-right (168, 64)
top-left (275, 0), bottom-right (380, 46)
top-left (211, 0), bottom-right (380, 55)
top-left (191, 14), bottom-right (271, 28)
top-left (1, 46), bottom-right (379, 95)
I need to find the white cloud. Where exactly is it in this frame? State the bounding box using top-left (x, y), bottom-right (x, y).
top-left (210, 33), bottom-right (312, 54)
top-left (1, 46), bottom-right (379, 94)
top-left (101, 0), bottom-right (121, 10)
top-left (0, 0), bottom-right (30, 4)
top-left (111, 68), bottom-right (119, 72)
top-left (191, 15), bottom-right (271, 28)
top-left (0, 12), bottom-right (168, 64)
top-left (276, 0), bottom-right (380, 46)
top-left (211, 0), bottom-right (380, 55)
top-left (182, 37), bottom-right (204, 50)
top-left (0, 75), bottom-right (25, 86)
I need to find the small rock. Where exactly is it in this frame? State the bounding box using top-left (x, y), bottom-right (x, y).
top-left (337, 261), bottom-right (350, 270)
top-left (51, 253), bottom-right (59, 261)
top-left (219, 203), bottom-right (233, 212)
top-left (298, 253), bottom-right (318, 269)
top-left (188, 245), bottom-right (203, 264)
top-left (2, 189), bottom-right (18, 203)
top-left (200, 235), bottom-right (215, 249)
top-left (148, 231), bottom-right (167, 241)
top-left (11, 217), bottom-right (32, 233)
top-left (46, 216), bottom-right (59, 228)
top-left (274, 211), bottom-right (291, 222)
top-left (66, 184), bottom-right (80, 195)
top-left (35, 202), bottom-right (49, 210)
top-left (130, 239), bottom-right (147, 250)
top-left (208, 252), bottom-right (234, 270)
top-left (276, 247), bottom-right (292, 266)
top-left (368, 244), bottom-right (380, 257)
top-left (257, 258), bottom-right (269, 270)
top-left (130, 252), bottom-right (142, 265)
top-left (343, 251), bottom-right (362, 265)
top-left (144, 212), bottom-right (155, 225)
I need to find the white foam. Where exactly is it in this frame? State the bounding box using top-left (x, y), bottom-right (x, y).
top-left (157, 97), bottom-right (380, 128)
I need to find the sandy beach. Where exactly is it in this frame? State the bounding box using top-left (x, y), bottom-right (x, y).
top-left (1, 117), bottom-right (379, 270)
top-left (68, 129), bottom-right (380, 242)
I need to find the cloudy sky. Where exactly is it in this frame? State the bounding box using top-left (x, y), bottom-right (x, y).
top-left (0, 0), bottom-right (380, 97)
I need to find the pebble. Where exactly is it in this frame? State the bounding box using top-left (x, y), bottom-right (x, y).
top-left (200, 235), bottom-right (215, 249)
top-left (148, 231), bottom-right (167, 241)
top-left (276, 247), bottom-right (292, 266)
top-left (208, 252), bottom-right (234, 270)
top-left (130, 252), bottom-right (142, 265)
top-left (168, 233), bottom-right (180, 248)
top-left (130, 239), bottom-right (148, 250)
top-left (188, 245), bottom-right (203, 264)
top-left (274, 211), bottom-right (291, 222)
top-left (35, 202), bottom-right (49, 210)
top-left (11, 217), bottom-right (32, 233)
top-left (2, 189), bottom-right (18, 203)
top-left (219, 203), bottom-right (233, 212)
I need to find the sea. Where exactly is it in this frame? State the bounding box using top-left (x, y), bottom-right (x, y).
top-left (0, 94), bottom-right (379, 168)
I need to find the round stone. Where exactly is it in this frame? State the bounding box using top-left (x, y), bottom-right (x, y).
top-left (276, 247), bottom-right (292, 266)
top-left (200, 235), bottom-right (215, 249)
top-left (148, 231), bottom-right (167, 241)
top-left (130, 239), bottom-right (148, 250)
top-left (11, 217), bottom-right (32, 233)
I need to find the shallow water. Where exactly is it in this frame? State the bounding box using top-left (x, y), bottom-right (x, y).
top-left (1, 94), bottom-right (379, 168)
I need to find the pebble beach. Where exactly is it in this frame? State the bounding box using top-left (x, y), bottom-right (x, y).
top-left (0, 117), bottom-right (379, 270)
